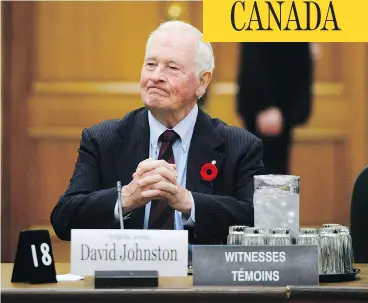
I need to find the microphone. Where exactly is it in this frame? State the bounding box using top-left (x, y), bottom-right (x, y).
top-left (117, 181), bottom-right (124, 229)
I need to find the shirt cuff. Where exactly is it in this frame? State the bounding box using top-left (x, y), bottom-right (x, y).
top-left (114, 199), bottom-right (120, 221)
top-left (189, 192), bottom-right (196, 222)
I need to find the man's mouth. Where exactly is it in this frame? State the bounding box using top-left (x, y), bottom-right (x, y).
top-left (148, 87), bottom-right (168, 94)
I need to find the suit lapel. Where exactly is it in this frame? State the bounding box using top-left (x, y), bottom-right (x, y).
top-left (113, 108), bottom-right (150, 229)
top-left (186, 109), bottom-right (225, 194)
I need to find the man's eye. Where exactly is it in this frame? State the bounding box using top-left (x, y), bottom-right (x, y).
top-left (169, 66), bottom-right (178, 70)
top-left (147, 63), bottom-right (156, 66)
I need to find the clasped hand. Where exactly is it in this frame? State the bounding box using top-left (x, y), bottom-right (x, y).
top-left (121, 158), bottom-right (192, 215)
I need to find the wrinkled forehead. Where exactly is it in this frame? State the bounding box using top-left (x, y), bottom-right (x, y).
top-left (145, 32), bottom-right (197, 66)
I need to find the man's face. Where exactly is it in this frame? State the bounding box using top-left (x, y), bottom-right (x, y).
top-left (140, 32), bottom-right (201, 112)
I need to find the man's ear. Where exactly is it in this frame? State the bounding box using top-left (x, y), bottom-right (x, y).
top-left (196, 71), bottom-right (212, 98)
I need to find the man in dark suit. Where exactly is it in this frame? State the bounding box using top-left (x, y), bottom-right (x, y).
top-left (236, 42), bottom-right (313, 174)
top-left (51, 21), bottom-right (264, 245)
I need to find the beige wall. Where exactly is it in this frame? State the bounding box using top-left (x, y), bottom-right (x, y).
top-left (2, 1), bottom-right (368, 262)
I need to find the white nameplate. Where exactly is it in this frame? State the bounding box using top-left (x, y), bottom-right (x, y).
top-left (71, 229), bottom-right (188, 277)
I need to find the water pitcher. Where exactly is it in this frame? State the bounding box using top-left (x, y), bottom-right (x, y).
top-left (253, 175), bottom-right (300, 239)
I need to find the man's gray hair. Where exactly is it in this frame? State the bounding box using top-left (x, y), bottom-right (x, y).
top-left (146, 20), bottom-right (215, 78)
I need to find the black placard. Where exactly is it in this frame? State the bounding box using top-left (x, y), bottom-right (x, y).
top-left (11, 230), bottom-right (57, 284)
top-left (95, 270), bottom-right (158, 288)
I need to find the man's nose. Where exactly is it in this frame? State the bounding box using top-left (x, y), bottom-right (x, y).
top-left (150, 66), bottom-right (165, 82)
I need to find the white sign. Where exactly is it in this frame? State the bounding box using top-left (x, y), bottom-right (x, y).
top-left (71, 229), bottom-right (188, 277)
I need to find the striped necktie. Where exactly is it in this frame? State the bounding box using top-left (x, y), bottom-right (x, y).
top-left (148, 130), bottom-right (178, 229)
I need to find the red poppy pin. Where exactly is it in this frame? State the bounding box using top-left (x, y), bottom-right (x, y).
top-left (200, 160), bottom-right (218, 182)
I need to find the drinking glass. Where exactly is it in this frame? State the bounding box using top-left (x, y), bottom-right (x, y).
top-left (254, 175), bottom-right (300, 239)
top-left (297, 228), bottom-right (321, 273)
top-left (319, 227), bottom-right (342, 274)
top-left (227, 231), bottom-right (245, 245)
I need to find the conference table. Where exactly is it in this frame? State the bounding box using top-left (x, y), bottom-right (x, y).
top-left (1, 263), bottom-right (368, 302)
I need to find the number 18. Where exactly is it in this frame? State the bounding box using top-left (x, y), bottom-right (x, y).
top-left (31, 243), bottom-right (52, 267)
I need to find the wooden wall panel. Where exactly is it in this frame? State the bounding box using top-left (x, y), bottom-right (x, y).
top-left (333, 141), bottom-right (350, 225)
top-left (292, 143), bottom-right (336, 225)
top-left (29, 94), bottom-right (143, 128)
top-left (210, 43), bottom-right (240, 82)
top-left (341, 43), bottom-right (368, 187)
top-left (291, 140), bottom-right (348, 226)
top-left (313, 43), bottom-right (343, 81)
top-left (1, 0), bottom-right (10, 262)
top-left (33, 142), bottom-right (79, 224)
top-left (2, 1), bottom-right (34, 262)
top-left (35, 2), bottom-right (161, 81)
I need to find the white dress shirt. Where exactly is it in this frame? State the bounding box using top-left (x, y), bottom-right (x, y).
top-left (115, 104), bottom-right (198, 229)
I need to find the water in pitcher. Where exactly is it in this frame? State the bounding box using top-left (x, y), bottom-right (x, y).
top-left (253, 175), bottom-right (300, 239)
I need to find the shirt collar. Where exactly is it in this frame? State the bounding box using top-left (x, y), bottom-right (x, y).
top-left (148, 104), bottom-right (198, 152)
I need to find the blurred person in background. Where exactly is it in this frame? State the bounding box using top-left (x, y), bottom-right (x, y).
top-left (236, 42), bottom-right (313, 175)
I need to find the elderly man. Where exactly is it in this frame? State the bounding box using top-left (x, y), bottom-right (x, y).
top-left (51, 21), bottom-right (264, 245)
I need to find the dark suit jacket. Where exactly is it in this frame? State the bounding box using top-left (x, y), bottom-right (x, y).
top-left (237, 42), bottom-right (313, 131)
top-left (50, 107), bottom-right (264, 244)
